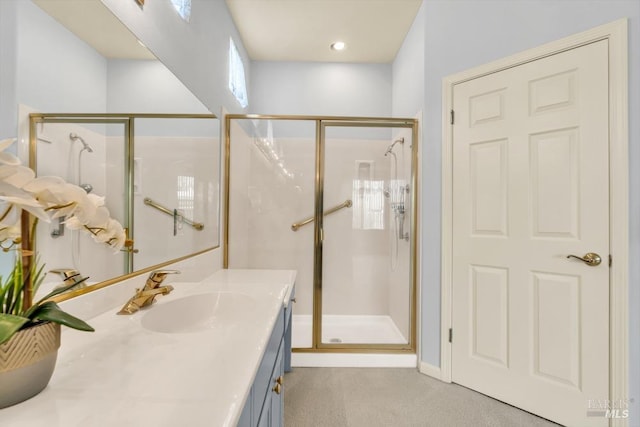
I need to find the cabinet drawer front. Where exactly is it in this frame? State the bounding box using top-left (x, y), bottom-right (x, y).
top-left (258, 338), bottom-right (285, 427)
top-left (253, 308), bottom-right (285, 418)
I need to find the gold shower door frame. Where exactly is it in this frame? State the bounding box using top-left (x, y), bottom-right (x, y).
top-left (28, 113), bottom-right (218, 297)
top-left (224, 115), bottom-right (419, 353)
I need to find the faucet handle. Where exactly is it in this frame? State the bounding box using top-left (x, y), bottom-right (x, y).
top-left (148, 269), bottom-right (181, 283)
top-left (49, 268), bottom-right (80, 281)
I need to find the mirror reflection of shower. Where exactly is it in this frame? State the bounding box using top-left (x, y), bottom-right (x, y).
top-left (384, 137), bottom-right (410, 271)
top-left (68, 132), bottom-right (95, 271)
top-left (70, 132), bottom-right (94, 194)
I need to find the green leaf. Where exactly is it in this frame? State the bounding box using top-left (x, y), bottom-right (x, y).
top-left (0, 313), bottom-right (30, 345)
top-left (32, 276), bottom-right (89, 307)
top-left (27, 301), bottom-right (94, 332)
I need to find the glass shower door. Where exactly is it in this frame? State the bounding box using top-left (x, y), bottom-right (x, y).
top-left (320, 124), bottom-right (413, 348)
top-left (227, 118), bottom-right (316, 349)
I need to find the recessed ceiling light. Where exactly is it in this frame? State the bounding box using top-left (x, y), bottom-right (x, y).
top-left (330, 41), bottom-right (346, 51)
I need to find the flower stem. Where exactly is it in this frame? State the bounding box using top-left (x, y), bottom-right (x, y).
top-left (20, 210), bottom-right (33, 310)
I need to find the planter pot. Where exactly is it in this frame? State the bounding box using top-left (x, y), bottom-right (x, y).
top-left (0, 322), bottom-right (61, 408)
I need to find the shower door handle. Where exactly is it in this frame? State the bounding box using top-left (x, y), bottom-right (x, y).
top-left (291, 199), bottom-right (352, 231)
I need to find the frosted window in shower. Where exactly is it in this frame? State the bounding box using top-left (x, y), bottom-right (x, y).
top-left (229, 38), bottom-right (248, 108)
top-left (177, 175), bottom-right (195, 221)
top-left (352, 180), bottom-right (384, 230)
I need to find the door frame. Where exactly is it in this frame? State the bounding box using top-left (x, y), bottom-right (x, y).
top-left (440, 19), bottom-right (628, 425)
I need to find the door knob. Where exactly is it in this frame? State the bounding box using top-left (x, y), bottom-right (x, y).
top-left (566, 252), bottom-right (602, 266)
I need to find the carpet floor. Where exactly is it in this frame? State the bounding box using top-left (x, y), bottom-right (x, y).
top-left (284, 368), bottom-right (561, 427)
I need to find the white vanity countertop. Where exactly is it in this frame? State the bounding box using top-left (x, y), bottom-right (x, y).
top-left (0, 269), bottom-right (296, 427)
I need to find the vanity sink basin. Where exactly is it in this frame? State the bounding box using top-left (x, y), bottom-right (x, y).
top-left (141, 292), bottom-right (256, 333)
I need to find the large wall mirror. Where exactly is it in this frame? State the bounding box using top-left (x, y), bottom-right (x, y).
top-left (17, 0), bottom-right (220, 296)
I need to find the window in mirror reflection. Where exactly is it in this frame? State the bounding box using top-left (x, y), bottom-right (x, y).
top-left (171, 0), bottom-right (191, 22)
top-left (177, 175), bottom-right (195, 229)
top-left (229, 38), bottom-right (249, 108)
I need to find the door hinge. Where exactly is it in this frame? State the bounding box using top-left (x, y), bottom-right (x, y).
top-left (450, 110), bottom-right (455, 125)
top-left (609, 254), bottom-right (612, 267)
top-left (449, 328), bottom-right (453, 343)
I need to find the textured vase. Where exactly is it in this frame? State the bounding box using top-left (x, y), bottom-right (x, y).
top-left (0, 322), bottom-right (60, 408)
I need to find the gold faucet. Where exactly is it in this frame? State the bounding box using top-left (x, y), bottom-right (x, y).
top-left (117, 270), bottom-right (180, 315)
top-left (49, 268), bottom-right (88, 292)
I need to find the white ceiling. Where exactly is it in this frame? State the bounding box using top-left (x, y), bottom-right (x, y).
top-left (225, 0), bottom-right (423, 63)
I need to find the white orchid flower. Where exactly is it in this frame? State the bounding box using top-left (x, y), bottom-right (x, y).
top-left (64, 208), bottom-right (125, 252)
top-left (87, 193), bottom-right (105, 208)
top-left (101, 218), bottom-right (126, 252)
top-left (24, 178), bottom-right (91, 220)
top-left (0, 181), bottom-right (48, 223)
top-left (0, 138), bottom-right (21, 166)
top-left (0, 164), bottom-right (36, 188)
top-left (0, 137), bottom-right (126, 254)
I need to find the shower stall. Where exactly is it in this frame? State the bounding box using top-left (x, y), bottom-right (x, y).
top-left (225, 115), bottom-right (418, 365)
top-left (27, 113), bottom-right (219, 296)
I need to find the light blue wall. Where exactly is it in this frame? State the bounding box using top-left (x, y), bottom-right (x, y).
top-left (0, 0), bottom-right (108, 130)
top-left (0, 1), bottom-right (18, 140)
top-left (15, 1), bottom-right (107, 114)
top-left (101, 0), bottom-right (250, 115)
top-left (250, 62), bottom-right (392, 117)
top-left (107, 60), bottom-right (210, 115)
top-left (391, 1), bottom-right (425, 119)
top-left (106, 59), bottom-right (213, 136)
top-left (415, 0), bottom-right (640, 423)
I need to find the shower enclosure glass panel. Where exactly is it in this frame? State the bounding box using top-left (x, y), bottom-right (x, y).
top-left (132, 118), bottom-right (220, 271)
top-left (227, 119), bottom-right (316, 348)
top-left (33, 121), bottom-right (128, 293)
top-left (320, 125), bottom-right (412, 346)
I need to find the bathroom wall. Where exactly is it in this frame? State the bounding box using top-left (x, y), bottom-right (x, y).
top-left (100, 0), bottom-right (250, 115)
top-left (32, 121), bottom-right (123, 294)
top-left (106, 59), bottom-right (211, 119)
top-left (14, 1), bottom-right (108, 114)
top-left (228, 120), bottom-right (316, 319)
top-left (131, 135), bottom-right (219, 271)
top-left (250, 62), bottom-right (392, 118)
top-left (391, 0), bottom-right (425, 120)
top-left (0, 0), bottom-right (110, 275)
top-left (0, 0), bottom-right (18, 141)
top-left (406, 0), bottom-right (640, 422)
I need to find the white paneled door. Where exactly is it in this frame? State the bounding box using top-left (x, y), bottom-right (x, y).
top-left (451, 40), bottom-right (609, 426)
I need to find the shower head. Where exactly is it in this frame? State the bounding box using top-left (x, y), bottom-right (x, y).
top-left (69, 133), bottom-right (93, 153)
top-left (384, 137), bottom-right (404, 156)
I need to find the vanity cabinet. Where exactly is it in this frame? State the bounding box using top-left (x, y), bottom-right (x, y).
top-left (238, 299), bottom-right (289, 427)
top-left (284, 285), bottom-right (295, 373)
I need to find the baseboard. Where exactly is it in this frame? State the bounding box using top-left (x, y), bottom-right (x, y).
top-left (419, 361), bottom-right (442, 380)
top-left (292, 353), bottom-right (417, 368)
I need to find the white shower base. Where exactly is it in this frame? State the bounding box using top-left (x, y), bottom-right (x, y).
top-left (291, 314), bottom-right (417, 368)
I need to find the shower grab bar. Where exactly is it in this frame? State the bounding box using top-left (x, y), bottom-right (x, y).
top-left (291, 199), bottom-right (352, 231)
top-left (143, 197), bottom-right (205, 231)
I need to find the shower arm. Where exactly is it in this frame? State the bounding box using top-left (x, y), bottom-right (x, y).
top-left (291, 199), bottom-right (352, 232)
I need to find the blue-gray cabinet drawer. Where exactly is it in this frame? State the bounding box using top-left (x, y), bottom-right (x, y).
top-left (252, 308), bottom-right (285, 420)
